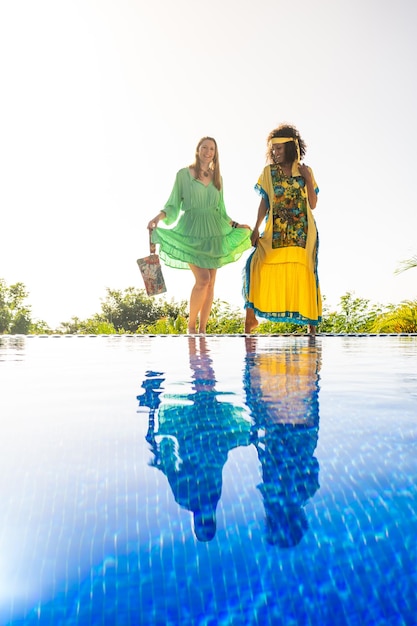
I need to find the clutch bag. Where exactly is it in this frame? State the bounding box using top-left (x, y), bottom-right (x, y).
top-left (137, 234), bottom-right (167, 296)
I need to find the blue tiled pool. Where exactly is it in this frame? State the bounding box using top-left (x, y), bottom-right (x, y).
top-left (0, 334), bottom-right (416, 625)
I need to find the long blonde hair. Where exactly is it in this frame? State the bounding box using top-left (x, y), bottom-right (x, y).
top-left (191, 136), bottom-right (222, 190)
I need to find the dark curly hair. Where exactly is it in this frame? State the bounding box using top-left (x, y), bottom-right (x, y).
top-left (266, 124), bottom-right (307, 164)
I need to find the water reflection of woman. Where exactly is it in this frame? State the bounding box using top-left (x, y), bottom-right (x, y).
top-left (140, 337), bottom-right (251, 542)
top-left (244, 337), bottom-right (321, 547)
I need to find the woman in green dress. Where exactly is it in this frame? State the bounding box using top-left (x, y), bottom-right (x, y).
top-left (147, 137), bottom-right (251, 334)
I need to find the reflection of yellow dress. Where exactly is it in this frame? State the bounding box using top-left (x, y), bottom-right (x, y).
top-left (244, 341), bottom-right (321, 546)
top-left (244, 165), bottom-right (322, 326)
top-left (245, 342), bottom-right (321, 426)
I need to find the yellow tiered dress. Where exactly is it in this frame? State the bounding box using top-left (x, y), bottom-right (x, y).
top-left (244, 165), bottom-right (322, 327)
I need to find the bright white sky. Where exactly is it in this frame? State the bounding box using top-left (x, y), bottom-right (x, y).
top-left (1, 0), bottom-right (416, 328)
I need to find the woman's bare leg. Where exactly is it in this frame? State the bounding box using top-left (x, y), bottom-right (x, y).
top-left (198, 269), bottom-right (217, 333)
top-left (245, 308), bottom-right (259, 334)
top-left (188, 265), bottom-right (216, 333)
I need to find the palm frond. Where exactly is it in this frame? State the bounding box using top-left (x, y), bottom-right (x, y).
top-left (395, 254), bottom-right (417, 275)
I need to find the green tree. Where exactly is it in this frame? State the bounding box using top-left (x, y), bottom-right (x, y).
top-left (137, 299), bottom-right (189, 334)
top-left (318, 292), bottom-right (383, 333)
top-left (59, 315), bottom-right (118, 335)
top-left (99, 288), bottom-right (156, 332)
top-left (59, 288), bottom-right (188, 334)
top-left (57, 287), bottom-right (416, 336)
top-left (206, 300), bottom-right (245, 334)
top-left (94, 287), bottom-right (165, 333)
top-left (0, 279), bottom-right (49, 334)
top-left (29, 319), bottom-right (54, 334)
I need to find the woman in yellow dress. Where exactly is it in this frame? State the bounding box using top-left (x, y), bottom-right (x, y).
top-left (244, 124), bottom-right (321, 335)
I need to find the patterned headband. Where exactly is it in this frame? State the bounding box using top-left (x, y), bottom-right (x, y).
top-left (270, 136), bottom-right (300, 162)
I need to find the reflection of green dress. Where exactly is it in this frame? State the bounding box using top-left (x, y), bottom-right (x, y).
top-left (151, 168), bottom-right (252, 269)
top-left (155, 393), bottom-right (251, 515)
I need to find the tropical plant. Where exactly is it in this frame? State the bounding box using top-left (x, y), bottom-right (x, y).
top-left (59, 315), bottom-right (118, 334)
top-left (10, 279), bottom-right (415, 336)
top-left (249, 321), bottom-right (304, 334)
top-left (138, 315), bottom-right (188, 335)
top-left (370, 300), bottom-right (417, 333)
top-left (395, 254), bottom-right (417, 274)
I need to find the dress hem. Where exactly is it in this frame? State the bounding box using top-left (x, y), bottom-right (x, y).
top-left (244, 303), bottom-right (321, 326)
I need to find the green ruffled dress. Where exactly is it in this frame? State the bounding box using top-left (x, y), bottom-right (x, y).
top-left (151, 167), bottom-right (252, 269)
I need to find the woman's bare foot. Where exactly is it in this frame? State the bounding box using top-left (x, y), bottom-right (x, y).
top-left (245, 310), bottom-right (259, 334)
top-left (308, 325), bottom-right (316, 336)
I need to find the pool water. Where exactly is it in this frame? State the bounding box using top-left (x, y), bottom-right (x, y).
top-left (0, 334), bottom-right (416, 625)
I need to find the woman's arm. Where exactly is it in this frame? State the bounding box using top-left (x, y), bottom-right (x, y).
top-left (250, 198), bottom-right (267, 246)
top-left (219, 182), bottom-right (251, 230)
top-left (147, 211), bottom-right (166, 230)
top-left (147, 170), bottom-right (185, 230)
top-left (299, 164), bottom-right (317, 209)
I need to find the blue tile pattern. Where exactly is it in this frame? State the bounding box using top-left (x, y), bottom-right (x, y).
top-left (0, 334), bottom-right (416, 625)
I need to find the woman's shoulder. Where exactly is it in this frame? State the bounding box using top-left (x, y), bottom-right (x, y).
top-left (171, 167), bottom-right (192, 184)
top-left (260, 163), bottom-right (272, 173)
top-left (258, 164), bottom-right (272, 178)
top-left (176, 166), bottom-right (191, 176)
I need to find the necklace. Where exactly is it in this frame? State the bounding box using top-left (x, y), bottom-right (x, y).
top-left (276, 164), bottom-right (291, 178)
top-left (200, 169), bottom-right (210, 178)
